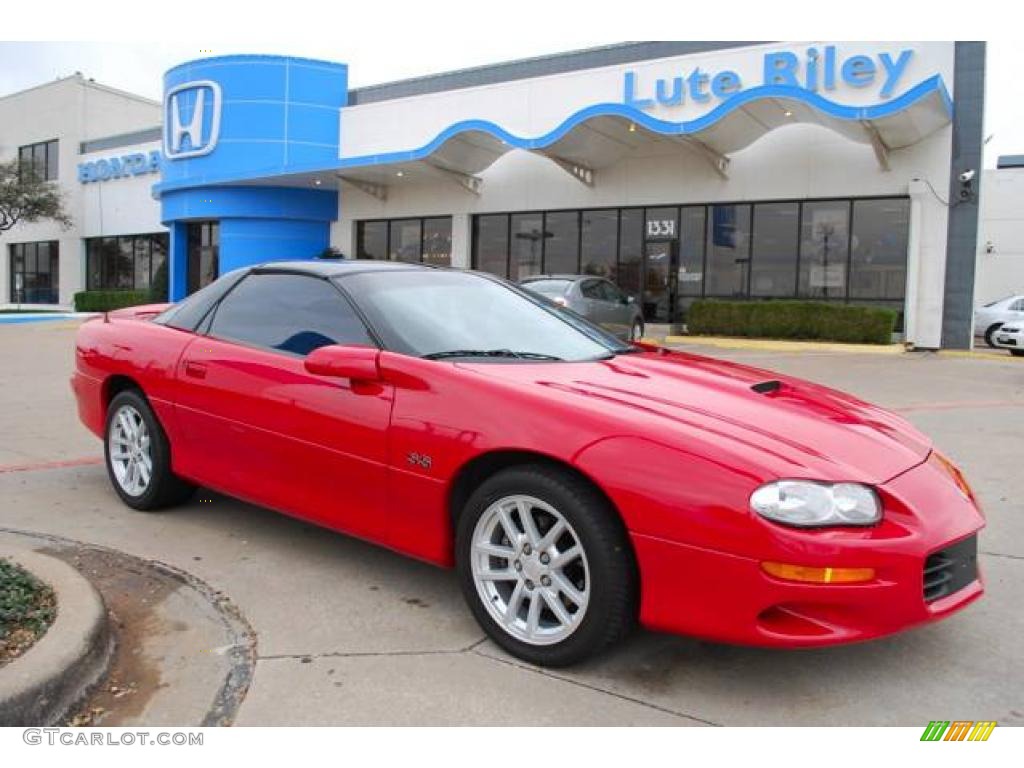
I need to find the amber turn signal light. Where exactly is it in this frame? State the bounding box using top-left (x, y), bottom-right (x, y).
top-left (761, 561), bottom-right (875, 584)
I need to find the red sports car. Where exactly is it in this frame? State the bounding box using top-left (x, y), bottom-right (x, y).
top-left (72, 261), bottom-right (984, 666)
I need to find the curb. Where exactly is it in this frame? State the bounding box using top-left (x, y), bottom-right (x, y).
top-left (0, 547), bottom-right (114, 726)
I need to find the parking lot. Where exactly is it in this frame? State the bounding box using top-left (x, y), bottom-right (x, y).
top-left (1, 320), bottom-right (1022, 726)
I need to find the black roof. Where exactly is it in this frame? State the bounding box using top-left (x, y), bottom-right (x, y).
top-left (253, 259), bottom-right (432, 277)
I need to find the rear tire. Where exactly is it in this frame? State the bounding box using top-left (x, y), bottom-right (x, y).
top-left (104, 389), bottom-right (195, 511)
top-left (984, 324), bottom-right (1003, 348)
top-left (456, 464), bottom-right (636, 667)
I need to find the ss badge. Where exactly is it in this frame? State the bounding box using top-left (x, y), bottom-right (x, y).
top-left (407, 452), bottom-right (432, 470)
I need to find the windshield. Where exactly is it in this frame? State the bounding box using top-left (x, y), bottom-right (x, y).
top-left (339, 270), bottom-right (628, 361)
top-left (522, 279), bottom-right (572, 296)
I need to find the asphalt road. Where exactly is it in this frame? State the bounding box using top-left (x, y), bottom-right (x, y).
top-left (1, 321), bottom-right (1021, 725)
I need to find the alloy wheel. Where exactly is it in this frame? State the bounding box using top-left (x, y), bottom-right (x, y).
top-left (470, 494), bottom-right (590, 646)
top-left (108, 404), bottom-right (153, 497)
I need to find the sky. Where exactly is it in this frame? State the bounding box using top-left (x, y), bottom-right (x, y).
top-left (1, 40), bottom-right (1020, 167)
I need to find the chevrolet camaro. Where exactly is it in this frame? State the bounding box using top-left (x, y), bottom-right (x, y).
top-left (72, 260), bottom-right (984, 666)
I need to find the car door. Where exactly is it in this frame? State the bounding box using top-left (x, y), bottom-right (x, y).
top-left (578, 279), bottom-right (613, 331)
top-left (172, 271), bottom-right (394, 542)
top-left (599, 280), bottom-right (632, 337)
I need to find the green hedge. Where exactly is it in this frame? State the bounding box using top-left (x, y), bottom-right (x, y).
top-left (73, 290), bottom-right (152, 312)
top-left (687, 300), bottom-right (897, 345)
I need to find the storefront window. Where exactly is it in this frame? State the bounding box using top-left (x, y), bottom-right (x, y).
top-left (357, 217), bottom-right (452, 266)
top-left (705, 204), bottom-right (750, 297)
top-left (581, 210), bottom-right (618, 278)
top-left (187, 222), bottom-right (219, 295)
top-left (799, 201), bottom-right (849, 299)
top-left (543, 212), bottom-right (579, 274)
top-left (678, 207), bottom-right (706, 297)
top-left (357, 221), bottom-right (387, 260)
top-left (85, 233), bottom-right (171, 293)
top-left (751, 202), bottom-right (800, 297)
top-left (850, 199), bottom-right (909, 300)
top-left (474, 214), bottom-right (509, 277)
top-left (510, 213), bottom-right (544, 281)
top-left (389, 219), bottom-right (422, 262)
top-left (9, 241), bottom-right (59, 304)
top-left (616, 209), bottom-right (643, 300)
top-left (422, 218), bottom-right (452, 267)
top-left (471, 196), bottom-right (907, 320)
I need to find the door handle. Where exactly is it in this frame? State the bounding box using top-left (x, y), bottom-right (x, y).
top-left (183, 360), bottom-right (207, 379)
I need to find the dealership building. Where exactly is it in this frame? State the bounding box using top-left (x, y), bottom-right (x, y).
top-left (2, 41), bottom-right (1021, 348)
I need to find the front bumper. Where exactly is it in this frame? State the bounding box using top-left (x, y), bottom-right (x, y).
top-left (632, 457), bottom-right (985, 647)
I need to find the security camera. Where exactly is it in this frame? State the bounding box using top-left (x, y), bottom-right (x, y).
top-left (959, 169), bottom-right (976, 183)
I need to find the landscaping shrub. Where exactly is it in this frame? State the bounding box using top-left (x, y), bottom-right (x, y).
top-left (1, 558), bottom-right (56, 665)
top-left (73, 290), bottom-right (151, 312)
top-left (687, 300), bottom-right (897, 345)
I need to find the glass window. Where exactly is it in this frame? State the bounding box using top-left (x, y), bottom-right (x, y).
top-left (87, 241), bottom-right (102, 290)
top-left (151, 234), bottom-right (168, 295)
top-left (84, 234), bottom-right (168, 292)
top-left (705, 204), bottom-right (750, 297)
top-left (188, 222), bottom-right (220, 294)
top-left (580, 279), bottom-right (604, 300)
top-left (9, 241), bottom-right (59, 304)
top-left (850, 199), bottom-right (909, 300)
top-left (341, 269), bottom-right (624, 361)
top-left (751, 202), bottom-right (800, 297)
top-left (133, 237), bottom-right (152, 290)
top-left (510, 213), bottom-right (544, 281)
top-left (678, 207), bottom-right (706, 297)
top-left (116, 237), bottom-right (135, 290)
top-left (357, 221), bottom-right (387, 260)
top-left (543, 212), bottom-right (579, 274)
top-left (474, 214), bottom-right (509, 277)
top-left (19, 140), bottom-right (58, 181)
top-left (799, 201), bottom-right (849, 299)
top-left (389, 219), bottom-right (422, 262)
top-left (581, 210), bottom-right (618, 278)
top-left (617, 209), bottom-right (643, 299)
top-left (422, 218), bottom-right (452, 267)
top-left (210, 273), bottom-right (373, 356)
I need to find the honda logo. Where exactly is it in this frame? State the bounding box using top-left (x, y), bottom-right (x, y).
top-left (164, 80), bottom-right (222, 159)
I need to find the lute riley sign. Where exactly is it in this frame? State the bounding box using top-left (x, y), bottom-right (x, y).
top-left (78, 150), bottom-right (161, 184)
top-left (623, 46), bottom-right (915, 110)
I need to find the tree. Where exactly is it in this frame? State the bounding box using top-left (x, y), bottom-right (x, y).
top-left (0, 158), bottom-right (72, 233)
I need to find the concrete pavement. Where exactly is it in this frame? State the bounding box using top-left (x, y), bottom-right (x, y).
top-left (1, 322), bottom-right (1022, 725)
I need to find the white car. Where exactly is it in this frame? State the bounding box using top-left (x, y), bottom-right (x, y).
top-left (992, 324), bottom-right (1024, 357)
top-left (974, 294), bottom-right (1024, 348)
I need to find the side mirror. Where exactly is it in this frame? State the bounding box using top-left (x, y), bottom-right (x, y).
top-left (624, 295), bottom-right (636, 305)
top-left (304, 344), bottom-right (381, 381)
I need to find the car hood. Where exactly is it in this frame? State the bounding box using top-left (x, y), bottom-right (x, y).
top-left (458, 349), bottom-right (930, 484)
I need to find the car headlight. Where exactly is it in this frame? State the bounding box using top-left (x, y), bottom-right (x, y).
top-left (750, 481), bottom-right (881, 528)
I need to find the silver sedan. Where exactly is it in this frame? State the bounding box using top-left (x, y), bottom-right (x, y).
top-left (520, 275), bottom-right (645, 341)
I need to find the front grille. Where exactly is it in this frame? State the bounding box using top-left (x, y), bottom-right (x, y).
top-left (923, 535), bottom-right (978, 602)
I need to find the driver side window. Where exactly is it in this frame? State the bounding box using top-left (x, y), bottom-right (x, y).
top-left (209, 273), bottom-right (374, 356)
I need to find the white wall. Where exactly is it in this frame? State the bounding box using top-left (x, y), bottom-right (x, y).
top-left (976, 168), bottom-right (1024, 304)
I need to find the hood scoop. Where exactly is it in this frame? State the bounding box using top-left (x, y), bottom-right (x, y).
top-left (751, 379), bottom-right (783, 395)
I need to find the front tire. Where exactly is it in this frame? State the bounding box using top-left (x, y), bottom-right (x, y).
top-left (1011, 349), bottom-right (1024, 357)
top-left (104, 389), bottom-right (194, 511)
top-left (456, 465), bottom-right (636, 667)
top-left (984, 323), bottom-right (1003, 348)
top-left (630, 319), bottom-right (645, 342)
